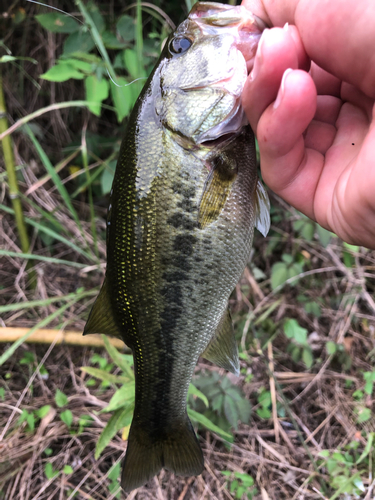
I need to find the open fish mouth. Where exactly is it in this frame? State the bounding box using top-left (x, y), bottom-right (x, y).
top-left (189, 1), bottom-right (267, 72)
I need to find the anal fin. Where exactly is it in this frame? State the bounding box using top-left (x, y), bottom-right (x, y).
top-left (201, 307), bottom-right (240, 375)
top-left (83, 278), bottom-right (121, 339)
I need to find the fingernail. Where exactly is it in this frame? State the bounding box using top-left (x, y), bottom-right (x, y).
top-left (249, 28), bottom-right (269, 81)
top-left (273, 68), bottom-right (293, 109)
top-left (283, 22), bottom-right (289, 32)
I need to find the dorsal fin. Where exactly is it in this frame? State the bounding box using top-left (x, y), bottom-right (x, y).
top-left (198, 153), bottom-right (237, 229)
top-left (254, 179), bottom-right (270, 237)
top-left (201, 307), bottom-right (239, 375)
top-left (83, 278), bottom-right (122, 339)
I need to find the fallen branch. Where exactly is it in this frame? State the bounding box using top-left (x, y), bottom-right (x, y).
top-left (0, 327), bottom-right (125, 349)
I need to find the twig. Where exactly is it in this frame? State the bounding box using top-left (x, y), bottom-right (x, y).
top-left (267, 342), bottom-right (279, 444)
top-left (0, 327), bottom-right (126, 349)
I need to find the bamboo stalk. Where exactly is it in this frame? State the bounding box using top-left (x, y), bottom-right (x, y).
top-left (0, 70), bottom-right (30, 254)
top-left (0, 327), bottom-right (126, 349)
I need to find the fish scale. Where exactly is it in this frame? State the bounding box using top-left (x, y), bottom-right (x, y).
top-left (84, 1), bottom-right (270, 492)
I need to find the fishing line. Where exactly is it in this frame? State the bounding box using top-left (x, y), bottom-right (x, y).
top-left (25, 0), bottom-right (148, 89)
top-left (26, 0), bottom-right (84, 25)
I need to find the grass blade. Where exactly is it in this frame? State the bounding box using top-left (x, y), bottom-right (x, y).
top-left (0, 289), bottom-right (96, 314)
top-left (23, 124), bottom-right (83, 231)
top-left (0, 249), bottom-right (88, 268)
top-left (0, 204), bottom-right (95, 261)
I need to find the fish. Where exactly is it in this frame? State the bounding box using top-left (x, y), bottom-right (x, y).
top-left (83, 1), bottom-right (270, 492)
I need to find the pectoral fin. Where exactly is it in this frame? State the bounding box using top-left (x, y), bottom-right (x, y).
top-left (201, 307), bottom-right (240, 375)
top-left (198, 153), bottom-right (237, 229)
top-left (254, 179), bottom-right (270, 237)
top-left (83, 279), bottom-right (122, 339)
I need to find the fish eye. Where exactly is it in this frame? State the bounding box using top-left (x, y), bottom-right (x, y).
top-left (169, 36), bottom-right (192, 55)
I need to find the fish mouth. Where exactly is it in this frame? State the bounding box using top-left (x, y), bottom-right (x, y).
top-left (189, 3), bottom-right (267, 74)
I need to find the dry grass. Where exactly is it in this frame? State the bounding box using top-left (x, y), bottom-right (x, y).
top-left (2, 206), bottom-right (375, 499)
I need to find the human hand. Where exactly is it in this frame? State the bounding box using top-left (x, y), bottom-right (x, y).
top-left (241, 0), bottom-right (375, 249)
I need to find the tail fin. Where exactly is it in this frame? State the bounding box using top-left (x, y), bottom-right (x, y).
top-left (121, 417), bottom-right (204, 492)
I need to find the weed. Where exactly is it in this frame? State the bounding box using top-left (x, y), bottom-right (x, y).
top-left (221, 471), bottom-right (258, 499)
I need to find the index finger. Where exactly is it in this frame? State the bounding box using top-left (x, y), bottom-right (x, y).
top-left (242, 0), bottom-right (375, 98)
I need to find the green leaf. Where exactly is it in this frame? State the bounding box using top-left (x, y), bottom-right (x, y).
top-left (117, 15), bottom-right (135, 42)
top-left (299, 219), bottom-right (315, 241)
top-left (270, 262), bottom-right (288, 290)
top-left (101, 163), bottom-right (115, 195)
top-left (281, 253), bottom-right (293, 264)
top-left (356, 407), bottom-right (371, 423)
top-left (343, 242), bottom-right (360, 253)
top-left (364, 380), bottom-right (373, 395)
top-left (283, 318), bottom-right (308, 345)
top-left (60, 409), bottom-right (73, 427)
top-left (356, 432), bottom-right (374, 464)
top-left (25, 411), bottom-right (35, 431)
top-left (95, 406), bottom-right (134, 459)
top-left (124, 49), bottom-right (140, 79)
top-left (188, 383), bottom-right (209, 408)
top-left (81, 366), bottom-right (128, 385)
top-left (316, 225), bottom-right (332, 247)
top-left (234, 472), bottom-right (254, 486)
top-left (212, 394), bottom-right (224, 412)
top-left (326, 458), bottom-right (340, 474)
top-left (63, 465), bottom-right (73, 474)
top-left (110, 77), bottom-right (132, 122)
top-left (101, 335), bottom-right (133, 375)
top-left (63, 30), bottom-right (96, 56)
top-left (20, 351), bottom-right (35, 365)
top-left (291, 345), bottom-right (302, 362)
top-left (108, 462), bottom-right (121, 481)
top-left (287, 262), bottom-right (304, 283)
top-left (102, 31), bottom-right (126, 49)
top-left (343, 251), bottom-right (355, 268)
top-left (318, 450), bottom-right (330, 458)
top-left (256, 407), bottom-right (271, 419)
top-left (302, 347), bottom-right (313, 369)
top-left (40, 62), bottom-right (85, 82)
top-left (304, 301), bottom-right (321, 317)
top-left (236, 397), bottom-right (251, 424)
top-left (78, 414), bottom-right (93, 427)
top-left (332, 452), bottom-right (346, 464)
top-left (36, 13), bottom-right (80, 33)
top-left (84, 75), bottom-right (109, 116)
top-left (326, 341), bottom-right (337, 355)
top-left (258, 390), bottom-right (271, 407)
top-left (44, 462), bottom-right (59, 479)
top-left (61, 58), bottom-right (92, 73)
top-left (36, 405), bottom-right (51, 419)
top-left (223, 394), bottom-right (239, 429)
top-left (87, 4), bottom-right (105, 33)
top-left (0, 55), bottom-right (16, 63)
top-left (101, 383), bottom-right (135, 413)
top-left (55, 389), bottom-right (68, 408)
top-left (187, 408), bottom-right (233, 441)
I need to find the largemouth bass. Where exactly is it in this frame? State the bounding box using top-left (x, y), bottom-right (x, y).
top-left (84, 1), bottom-right (269, 492)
